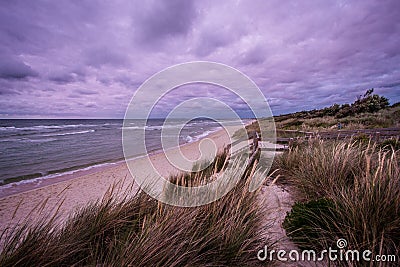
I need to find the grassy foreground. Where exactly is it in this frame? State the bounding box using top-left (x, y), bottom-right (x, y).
top-left (276, 138), bottom-right (400, 265)
top-left (0, 151), bottom-right (273, 267)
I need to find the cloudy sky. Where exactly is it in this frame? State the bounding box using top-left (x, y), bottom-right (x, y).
top-left (0, 0), bottom-right (399, 118)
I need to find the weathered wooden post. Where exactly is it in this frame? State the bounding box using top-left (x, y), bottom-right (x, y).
top-left (252, 131), bottom-right (258, 154)
top-left (289, 138), bottom-right (294, 148)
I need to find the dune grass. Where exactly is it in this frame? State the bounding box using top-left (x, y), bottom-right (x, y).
top-left (275, 105), bottom-right (400, 131)
top-left (0, 150), bottom-right (273, 267)
top-left (276, 138), bottom-right (400, 264)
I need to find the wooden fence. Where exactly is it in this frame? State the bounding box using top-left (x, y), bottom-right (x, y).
top-left (276, 127), bottom-right (400, 145)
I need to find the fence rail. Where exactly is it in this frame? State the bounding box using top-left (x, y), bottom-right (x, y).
top-left (276, 127), bottom-right (400, 145)
top-left (230, 127), bottom-right (399, 159)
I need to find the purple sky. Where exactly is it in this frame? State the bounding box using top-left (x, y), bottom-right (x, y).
top-left (0, 0), bottom-right (399, 118)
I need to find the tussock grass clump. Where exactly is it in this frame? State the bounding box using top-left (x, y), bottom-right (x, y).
top-left (274, 138), bottom-right (365, 199)
top-left (0, 152), bottom-right (272, 266)
top-left (278, 138), bottom-right (400, 262)
top-left (283, 198), bottom-right (338, 250)
top-left (170, 148), bottom-right (230, 187)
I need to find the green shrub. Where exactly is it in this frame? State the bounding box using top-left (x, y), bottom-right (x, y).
top-left (380, 138), bottom-right (400, 151)
top-left (352, 133), bottom-right (371, 146)
top-left (352, 88), bottom-right (389, 114)
top-left (335, 104), bottom-right (354, 118)
top-left (283, 198), bottom-right (338, 250)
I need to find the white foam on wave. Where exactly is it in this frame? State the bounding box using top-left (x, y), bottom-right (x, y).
top-left (0, 138), bottom-right (57, 143)
top-left (102, 123), bottom-right (121, 126)
top-left (121, 126), bottom-right (141, 130)
top-left (0, 161), bottom-right (120, 190)
top-left (0, 130), bottom-right (95, 142)
top-left (0, 124), bottom-right (98, 131)
top-left (0, 126), bottom-right (16, 130)
top-left (40, 129), bottom-right (95, 137)
top-left (22, 138), bottom-right (58, 143)
top-left (122, 124), bottom-right (185, 131)
top-left (184, 127), bottom-right (221, 143)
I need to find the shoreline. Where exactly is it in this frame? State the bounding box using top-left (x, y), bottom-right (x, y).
top-left (0, 126), bottom-right (234, 232)
top-left (0, 126), bottom-right (226, 199)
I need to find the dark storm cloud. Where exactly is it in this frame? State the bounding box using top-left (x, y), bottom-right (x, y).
top-left (74, 89), bottom-right (98, 95)
top-left (113, 75), bottom-right (141, 88)
top-left (0, 0), bottom-right (399, 118)
top-left (49, 74), bottom-right (76, 84)
top-left (0, 55), bottom-right (38, 79)
top-left (239, 45), bottom-right (266, 66)
top-left (0, 1), bottom-right (100, 55)
top-left (193, 26), bottom-right (237, 57)
top-left (84, 47), bottom-right (130, 68)
top-left (0, 89), bottom-right (18, 96)
top-left (48, 70), bottom-right (86, 84)
top-left (135, 0), bottom-right (197, 43)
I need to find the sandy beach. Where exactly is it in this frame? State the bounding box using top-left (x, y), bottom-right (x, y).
top-left (0, 127), bottom-right (232, 232)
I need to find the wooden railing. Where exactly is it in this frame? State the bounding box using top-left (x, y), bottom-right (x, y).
top-left (276, 127), bottom-right (400, 145)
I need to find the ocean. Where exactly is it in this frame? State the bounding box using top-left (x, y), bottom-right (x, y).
top-left (0, 119), bottom-right (243, 190)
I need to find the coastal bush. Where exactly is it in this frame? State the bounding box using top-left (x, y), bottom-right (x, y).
top-left (351, 88), bottom-right (389, 114)
top-left (335, 103), bottom-right (354, 118)
top-left (0, 152), bottom-right (273, 266)
top-left (274, 90), bottom-right (396, 130)
top-left (276, 106), bottom-right (399, 131)
top-left (352, 133), bottom-right (371, 146)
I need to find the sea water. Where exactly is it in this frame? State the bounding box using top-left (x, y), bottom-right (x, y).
top-left (0, 118), bottom-right (243, 187)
